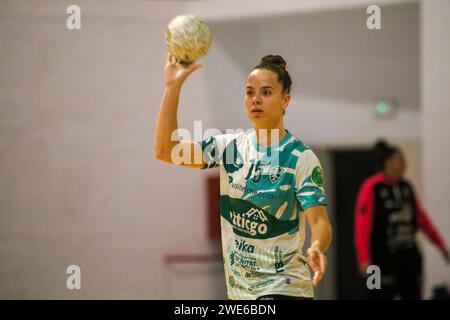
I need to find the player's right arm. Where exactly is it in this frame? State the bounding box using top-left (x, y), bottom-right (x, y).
top-left (154, 53), bottom-right (204, 169)
top-left (354, 180), bottom-right (375, 276)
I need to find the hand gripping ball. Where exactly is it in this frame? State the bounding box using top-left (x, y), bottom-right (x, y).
top-left (165, 14), bottom-right (212, 65)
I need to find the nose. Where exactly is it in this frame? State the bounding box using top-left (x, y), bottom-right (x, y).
top-left (252, 95), bottom-right (261, 105)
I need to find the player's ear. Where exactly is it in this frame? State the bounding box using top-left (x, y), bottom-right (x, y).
top-left (282, 93), bottom-right (291, 108)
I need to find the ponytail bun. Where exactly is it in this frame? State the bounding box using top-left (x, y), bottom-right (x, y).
top-left (374, 139), bottom-right (389, 154)
top-left (259, 54), bottom-right (287, 70)
top-left (253, 54), bottom-right (292, 94)
top-left (374, 139), bottom-right (400, 170)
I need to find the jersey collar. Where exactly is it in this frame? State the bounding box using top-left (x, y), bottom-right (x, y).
top-left (250, 129), bottom-right (292, 153)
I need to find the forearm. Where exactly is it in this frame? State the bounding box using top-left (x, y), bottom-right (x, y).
top-left (155, 85), bottom-right (181, 160)
top-left (417, 203), bottom-right (447, 251)
top-left (310, 219), bottom-right (333, 253)
top-left (305, 208), bottom-right (333, 287)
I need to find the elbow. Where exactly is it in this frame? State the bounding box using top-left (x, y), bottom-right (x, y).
top-left (155, 153), bottom-right (165, 162)
top-left (154, 144), bottom-right (164, 160)
top-left (154, 144), bottom-right (171, 163)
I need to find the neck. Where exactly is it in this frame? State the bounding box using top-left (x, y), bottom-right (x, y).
top-left (255, 123), bottom-right (286, 147)
top-left (383, 170), bottom-right (401, 181)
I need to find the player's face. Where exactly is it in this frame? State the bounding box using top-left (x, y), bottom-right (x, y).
top-left (244, 69), bottom-right (290, 128)
top-left (387, 152), bottom-right (406, 178)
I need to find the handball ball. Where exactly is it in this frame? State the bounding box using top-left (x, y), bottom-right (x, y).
top-left (165, 14), bottom-right (212, 65)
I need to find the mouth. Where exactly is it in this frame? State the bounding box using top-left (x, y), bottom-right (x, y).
top-left (250, 108), bottom-right (264, 114)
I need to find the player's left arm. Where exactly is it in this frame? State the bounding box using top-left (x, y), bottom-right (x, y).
top-left (305, 205), bottom-right (333, 287)
top-left (415, 197), bottom-right (450, 264)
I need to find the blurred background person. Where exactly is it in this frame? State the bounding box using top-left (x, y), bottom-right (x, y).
top-left (354, 140), bottom-right (449, 299)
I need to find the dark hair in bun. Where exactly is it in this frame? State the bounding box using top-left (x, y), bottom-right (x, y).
top-left (253, 54), bottom-right (292, 94)
top-left (374, 139), bottom-right (400, 170)
top-left (260, 55), bottom-right (287, 70)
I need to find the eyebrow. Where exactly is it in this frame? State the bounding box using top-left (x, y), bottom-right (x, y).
top-left (246, 86), bottom-right (274, 89)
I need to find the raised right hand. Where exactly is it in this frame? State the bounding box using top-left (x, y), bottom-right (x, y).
top-left (164, 53), bottom-right (203, 88)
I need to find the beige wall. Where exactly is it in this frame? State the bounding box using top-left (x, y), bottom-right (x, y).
top-left (0, 0), bottom-right (222, 299)
top-left (420, 0), bottom-right (450, 299)
top-left (1, 0), bottom-right (445, 300)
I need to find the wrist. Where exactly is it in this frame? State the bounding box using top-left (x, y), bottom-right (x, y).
top-left (165, 83), bottom-right (182, 93)
top-left (310, 240), bottom-right (322, 251)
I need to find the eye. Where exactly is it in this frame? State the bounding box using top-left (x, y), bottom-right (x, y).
top-left (262, 90), bottom-right (272, 96)
top-left (246, 90), bottom-right (254, 96)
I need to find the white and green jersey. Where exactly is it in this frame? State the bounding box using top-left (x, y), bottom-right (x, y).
top-left (198, 130), bottom-right (327, 300)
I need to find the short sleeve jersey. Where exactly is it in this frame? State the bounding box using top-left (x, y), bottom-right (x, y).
top-left (198, 129), bottom-right (327, 299)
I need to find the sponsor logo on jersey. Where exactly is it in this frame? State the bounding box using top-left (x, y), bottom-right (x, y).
top-left (388, 205), bottom-right (413, 223)
top-left (246, 208), bottom-right (268, 222)
top-left (229, 251), bottom-right (235, 266)
top-left (232, 250), bottom-right (260, 271)
top-left (229, 275), bottom-right (235, 288)
top-left (221, 196), bottom-right (299, 239)
top-left (311, 166), bottom-right (324, 187)
top-left (235, 239), bottom-right (255, 253)
top-left (380, 188), bottom-right (389, 198)
top-left (249, 279), bottom-right (275, 291)
top-left (230, 208), bottom-right (268, 236)
top-left (230, 182), bottom-right (277, 200)
top-left (274, 246), bottom-right (285, 273)
top-left (269, 165), bottom-right (285, 183)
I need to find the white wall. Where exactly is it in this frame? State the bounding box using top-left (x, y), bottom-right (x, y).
top-left (200, 3), bottom-right (420, 141)
top-left (1, 0), bottom-right (442, 300)
top-left (0, 0), bottom-right (222, 299)
top-left (190, 0), bottom-right (417, 22)
top-left (420, 0), bottom-right (450, 299)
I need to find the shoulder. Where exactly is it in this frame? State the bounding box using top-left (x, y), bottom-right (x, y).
top-left (287, 136), bottom-right (321, 168)
top-left (360, 173), bottom-right (385, 193)
top-left (287, 137), bottom-right (324, 186)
